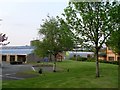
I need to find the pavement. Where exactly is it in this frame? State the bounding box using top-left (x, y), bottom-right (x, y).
top-left (1, 61), bottom-right (38, 80)
top-left (0, 61), bottom-right (60, 80)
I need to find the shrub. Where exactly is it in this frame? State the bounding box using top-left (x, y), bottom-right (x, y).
top-left (77, 56), bottom-right (87, 61)
top-left (87, 57), bottom-right (95, 62)
top-left (99, 60), bottom-right (119, 65)
top-left (69, 57), bottom-right (76, 60)
top-left (70, 56), bottom-right (87, 61)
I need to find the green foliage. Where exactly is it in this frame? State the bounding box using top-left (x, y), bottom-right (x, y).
top-left (107, 30), bottom-right (120, 55)
top-left (63, 2), bottom-right (119, 50)
top-left (62, 1), bottom-right (119, 77)
top-left (99, 60), bottom-right (119, 65)
top-left (70, 55), bottom-right (88, 61)
top-left (106, 2), bottom-right (120, 55)
top-left (33, 40), bottom-right (49, 57)
top-left (34, 16), bottom-right (75, 57)
top-left (87, 57), bottom-right (96, 62)
top-left (77, 56), bottom-right (87, 61)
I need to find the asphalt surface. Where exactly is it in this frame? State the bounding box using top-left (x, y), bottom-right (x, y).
top-left (0, 62), bottom-right (59, 80)
top-left (1, 62), bottom-right (38, 80)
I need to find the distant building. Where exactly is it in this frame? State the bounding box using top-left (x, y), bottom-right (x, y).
top-left (66, 51), bottom-right (94, 59)
top-left (98, 47), bottom-right (120, 61)
top-left (98, 52), bottom-right (107, 60)
top-left (0, 46), bottom-right (38, 63)
top-left (106, 47), bottom-right (120, 61)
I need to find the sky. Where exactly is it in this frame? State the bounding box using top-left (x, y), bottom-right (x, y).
top-left (0, 0), bottom-right (69, 46)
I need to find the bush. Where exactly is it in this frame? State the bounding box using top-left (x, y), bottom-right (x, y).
top-left (69, 57), bottom-right (76, 60)
top-left (77, 56), bottom-right (87, 61)
top-left (99, 60), bottom-right (119, 65)
top-left (87, 57), bottom-right (95, 62)
top-left (70, 56), bottom-right (87, 61)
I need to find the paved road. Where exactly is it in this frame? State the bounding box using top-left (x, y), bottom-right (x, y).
top-left (1, 62), bottom-right (37, 80)
top-left (0, 62), bottom-right (61, 80)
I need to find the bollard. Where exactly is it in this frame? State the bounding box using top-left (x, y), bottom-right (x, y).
top-left (67, 69), bottom-right (69, 72)
top-left (39, 68), bottom-right (42, 74)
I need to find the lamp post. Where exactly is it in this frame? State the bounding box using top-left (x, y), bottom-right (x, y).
top-left (48, 50), bottom-right (52, 62)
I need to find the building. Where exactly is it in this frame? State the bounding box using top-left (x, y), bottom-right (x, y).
top-left (106, 47), bottom-right (120, 61)
top-left (0, 46), bottom-right (35, 63)
top-left (98, 47), bottom-right (120, 61)
top-left (0, 45), bottom-right (65, 63)
top-left (98, 52), bottom-right (107, 60)
top-left (66, 51), bottom-right (94, 59)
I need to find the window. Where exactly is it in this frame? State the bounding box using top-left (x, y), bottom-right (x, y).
top-left (117, 57), bottom-right (120, 61)
top-left (108, 57), bottom-right (114, 61)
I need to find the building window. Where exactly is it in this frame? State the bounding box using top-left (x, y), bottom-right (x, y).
top-left (10, 55), bottom-right (15, 62)
top-left (2, 55), bottom-right (7, 61)
top-left (117, 57), bottom-right (120, 61)
top-left (108, 57), bottom-right (114, 61)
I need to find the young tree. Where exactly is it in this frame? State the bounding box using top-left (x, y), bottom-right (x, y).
top-left (34, 16), bottom-right (75, 72)
top-left (62, 1), bottom-right (119, 77)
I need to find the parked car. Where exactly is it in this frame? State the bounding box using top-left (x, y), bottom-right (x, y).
top-left (10, 61), bottom-right (23, 65)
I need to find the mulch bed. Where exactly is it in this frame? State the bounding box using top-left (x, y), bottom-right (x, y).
top-left (32, 64), bottom-right (53, 67)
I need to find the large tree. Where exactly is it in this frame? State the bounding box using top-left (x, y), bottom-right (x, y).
top-left (34, 16), bottom-right (75, 71)
top-left (107, 2), bottom-right (120, 55)
top-left (62, 1), bottom-right (119, 77)
top-left (107, 30), bottom-right (120, 55)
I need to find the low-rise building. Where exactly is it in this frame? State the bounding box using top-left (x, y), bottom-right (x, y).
top-left (98, 47), bottom-right (120, 61)
top-left (0, 46), bottom-right (35, 63)
top-left (106, 47), bottom-right (120, 61)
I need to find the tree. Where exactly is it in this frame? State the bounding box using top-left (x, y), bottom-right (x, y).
top-left (34, 16), bottom-right (75, 72)
top-left (107, 30), bottom-right (120, 55)
top-left (62, 1), bottom-right (119, 77)
top-left (107, 2), bottom-right (120, 55)
top-left (0, 33), bottom-right (10, 45)
top-left (0, 33), bottom-right (10, 67)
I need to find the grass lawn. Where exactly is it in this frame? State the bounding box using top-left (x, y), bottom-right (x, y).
top-left (2, 60), bottom-right (118, 88)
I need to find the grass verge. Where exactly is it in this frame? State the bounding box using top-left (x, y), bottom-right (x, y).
top-left (2, 60), bottom-right (118, 88)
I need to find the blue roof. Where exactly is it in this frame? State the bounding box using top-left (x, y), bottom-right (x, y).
top-left (0, 46), bottom-right (34, 55)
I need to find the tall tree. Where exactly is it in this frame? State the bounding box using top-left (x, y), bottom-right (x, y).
top-left (107, 2), bottom-right (120, 55)
top-left (34, 16), bottom-right (75, 71)
top-left (62, 1), bottom-right (119, 77)
top-left (107, 30), bottom-right (120, 55)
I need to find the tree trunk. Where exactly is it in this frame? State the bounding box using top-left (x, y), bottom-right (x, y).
top-left (95, 48), bottom-right (100, 77)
